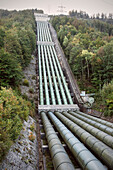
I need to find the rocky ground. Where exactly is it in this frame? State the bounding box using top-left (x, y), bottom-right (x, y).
top-left (0, 56), bottom-right (39, 170)
top-left (20, 56), bottom-right (37, 101)
top-left (0, 117), bottom-right (38, 170)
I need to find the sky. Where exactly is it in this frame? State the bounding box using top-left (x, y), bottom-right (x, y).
top-left (0, 0), bottom-right (113, 16)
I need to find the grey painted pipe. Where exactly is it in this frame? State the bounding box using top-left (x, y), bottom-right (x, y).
top-left (62, 111), bottom-right (113, 149)
top-left (54, 111), bottom-right (113, 169)
top-left (51, 46), bottom-right (73, 104)
top-left (46, 45), bottom-right (62, 105)
top-left (38, 45), bottom-right (44, 105)
top-left (37, 21), bottom-right (72, 105)
top-left (49, 45), bottom-right (68, 104)
top-left (71, 111), bottom-right (113, 136)
top-left (40, 23), bottom-right (43, 41)
top-left (76, 111), bottom-right (113, 129)
top-left (39, 22), bottom-right (43, 41)
top-left (45, 23), bottom-right (51, 42)
top-left (39, 22), bottom-right (42, 41)
top-left (37, 22), bottom-right (40, 41)
top-left (37, 23), bottom-right (39, 41)
top-left (41, 22), bottom-right (50, 42)
top-left (41, 22), bottom-right (45, 41)
top-left (44, 23), bottom-right (49, 41)
top-left (43, 22), bottom-right (52, 42)
top-left (41, 112), bottom-right (75, 170)
top-left (44, 45), bottom-right (56, 105)
top-left (46, 23), bottom-right (52, 42)
top-left (44, 23), bottom-right (48, 42)
top-left (41, 45), bottom-right (50, 105)
top-left (44, 22), bottom-right (49, 42)
top-left (48, 111), bottom-right (106, 170)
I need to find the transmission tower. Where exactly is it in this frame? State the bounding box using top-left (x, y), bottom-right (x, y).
top-left (57, 2), bottom-right (67, 15)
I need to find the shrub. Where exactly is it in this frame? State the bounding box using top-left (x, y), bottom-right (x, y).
top-left (102, 80), bottom-right (113, 99)
top-left (32, 75), bottom-right (36, 80)
top-left (0, 49), bottom-right (23, 87)
top-left (22, 93), bottom-right (28, 100)
top-left (30, 123), bottom-right (35, 131)
top-left (0, 129), bottom-right (12, 161)
top-left (101, 80), bottom-right (113, 116)
top-left (29, 88), bottom-right (34, 94)
top-left (23, 79), bottom-right (29, 87)
top-left (0, 87), bottom-right (33, 161)
top-left (28, 132), bottom-right (35, 142)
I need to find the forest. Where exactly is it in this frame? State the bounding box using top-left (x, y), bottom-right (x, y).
top-left (0, 9), bottom-right (37, 161)
top-left (69, 10), bottom-right (113, 25)
top-left (51, 15), bottom-right (113, 116)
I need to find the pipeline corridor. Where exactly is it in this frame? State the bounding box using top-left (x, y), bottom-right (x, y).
top-left (37, 21), bottom-right (73, 105)
top-left (36, 17), bottom-right (113, 170)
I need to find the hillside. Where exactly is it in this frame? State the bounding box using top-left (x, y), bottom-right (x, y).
top-left (0, 9), bottom-right (37, 162)
top-left (51, 16), bottom-right (113, 116)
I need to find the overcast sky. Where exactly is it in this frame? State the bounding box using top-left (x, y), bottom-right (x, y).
top-left (0, 0), bottom-right (113, 16)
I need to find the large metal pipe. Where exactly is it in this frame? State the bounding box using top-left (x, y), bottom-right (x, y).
top-left (44, 45), bottom-right (56, 105)
top-left (44, 22), bottom-right (49, 42)
top-left (44, 23), bottom-right (49, 42)
top-left (53, 111), bottom-right (113, 169)
top-left (62, 111), bottom-right (113, 149)
top-left (71, 111), bottom-right (113, 136)
top-left (46, 23), bottom-right (52, 42)
top-left (48, 111), bottom-right (106, 170)
top-left (76, 111), bottom-right (113, 129)
top-left (51, 46), bottom-right (73, 104)
top-left (41, 22), bottom-right (45, 42)
top-left (41, 45), bottom-right (50, 105)
top-left (37, 22), bottom-right (39, 41)
top-left (37, 21), bottom-right (73, 105)
top-left (38, 45), bottom-right (44, 105)
top-left (45, 23), bottom-right (51, 42)
top-left (46, 45), bottom-right (62, 105)
top-left (49, 45), bottom-right (68, 104)
top-left (39, 22), bottom-right (42, 41)
top-left (41, 112), bottom-right (75, 170)
top-left (41, 22), bottom-right (45, 41)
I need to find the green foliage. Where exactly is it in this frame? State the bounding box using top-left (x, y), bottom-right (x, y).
top-left (0, 27), bottom-right (5, 48)
top-left (102, 80), bottom-right (113, 98)
top-left (29, 88), bottom-right (34, 94)
top-left (0, 129), bottom-right (12, 161)
top-left (0, 49), bottom-right (23, 87)
top-left (30, 123), bottom-right (35, 131)
top-left (69, 10), bottom-right (89, 19)
top-left (68, 10), bottom-right (113, 34)
top-left (51, 16), bottom-right (113, 115)
top-left (95, 80), bottom-right (113, 116)
top-left (23, 79), bottom-right (29, 87)
top-left (51, 16), bottom-right (113, 93)
top-left (0, 9), bottom-right (36, 87)
top-left (87, 19), bottom-right (113, 36)
top-left (0, 9), bottom-right (36, 161)
top-left (0, 87), bottom-right (34, 161)
top-left (32, 75), bottom-right (36, 80)
top-left (22, 93), bottom-right (28, 100)
top-left (63, 36), bottom-right (69, 47)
